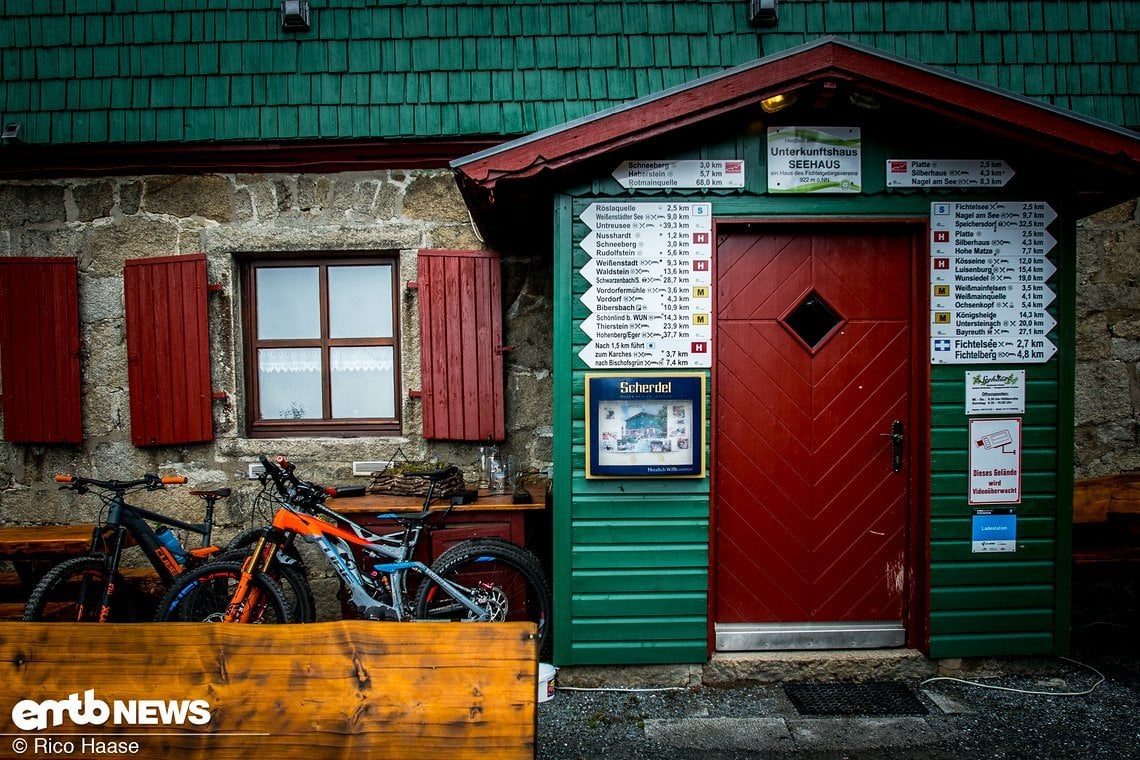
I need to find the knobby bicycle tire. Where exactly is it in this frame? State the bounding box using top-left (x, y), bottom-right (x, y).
top-left (154, 561), bottom-right (292, 624)
top-left (414, 538), bottom-right (552, 657)
top-left (22, 555), bottom-right (140, 622)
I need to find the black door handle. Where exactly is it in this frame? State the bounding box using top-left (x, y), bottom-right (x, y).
top-left (880, 420), bottom-right (904, 473)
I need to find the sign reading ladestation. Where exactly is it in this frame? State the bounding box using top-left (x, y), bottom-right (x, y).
top-left (578, 202), bottom-right (713, 368)
top-left (930, 202), bottom-right (1059, 364)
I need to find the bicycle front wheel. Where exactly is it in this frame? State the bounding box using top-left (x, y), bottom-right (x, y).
top-left (154, 561), bottom-right (291, 624)
top-left (22, 555), bottom-right (137, 622)
top-left (215, 547), bottom-right (315, 623)
top-left (414, 539), bottom-right (551, 657)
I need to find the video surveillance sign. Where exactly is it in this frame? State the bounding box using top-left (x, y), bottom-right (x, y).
top-left (968, 417), bottom-right (1022, 505)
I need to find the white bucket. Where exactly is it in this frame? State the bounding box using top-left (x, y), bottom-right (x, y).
top-left (537, 662), bottom-right (557, 702)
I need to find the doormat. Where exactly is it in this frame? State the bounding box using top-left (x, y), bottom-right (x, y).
top-left (784, 682), bottom-right (929, 716)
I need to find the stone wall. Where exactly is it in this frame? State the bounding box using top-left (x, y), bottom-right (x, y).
top-left (1074, 200), bottom-right (1140, 479)
top-left (0, 178), bottom-right (1136, 529)
top-left (0, 170), bottom-right (554, 535)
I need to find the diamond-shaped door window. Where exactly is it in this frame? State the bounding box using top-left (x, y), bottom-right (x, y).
top-left (784, 291), bottom-right (842, 349)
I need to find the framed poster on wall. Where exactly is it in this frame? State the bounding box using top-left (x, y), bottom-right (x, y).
top-left (585, 373), bottom-right (706, 478)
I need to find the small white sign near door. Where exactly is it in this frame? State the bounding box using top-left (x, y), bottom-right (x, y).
top-left (968, 418), bottom-right (1022, 505)
top-left (965, 370), bottom-right (1026, 415)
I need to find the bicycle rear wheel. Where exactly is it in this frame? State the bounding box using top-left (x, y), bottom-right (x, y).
top-left (414, 539), bottom-right (551, 657)
top-left (22, 555), bottom-right (139, 622)
top-left (154, 561), bottom-right (291, 623)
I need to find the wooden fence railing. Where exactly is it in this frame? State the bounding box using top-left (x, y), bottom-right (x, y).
top-left (0, 621), bottom-right (536, 760)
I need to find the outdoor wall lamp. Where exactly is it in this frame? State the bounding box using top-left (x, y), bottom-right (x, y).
top-left (760, 93), bottom-right (796, 113)
top-left (748, 0), bottom-right (779, 27)
top-left (1, 123), bottom-right (22, 144)
top-left (280, 0), bottom-right (311, 32)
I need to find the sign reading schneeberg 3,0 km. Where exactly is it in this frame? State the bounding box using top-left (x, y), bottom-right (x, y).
top-left (930, 201), bottom-right (1059, 364)
top-left (578, 202), bottom-right (712, 368)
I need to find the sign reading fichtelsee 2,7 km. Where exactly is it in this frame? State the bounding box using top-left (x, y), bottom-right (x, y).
top-left (930, 201), bottom-right (1059, 364)
top-left (578, 202), bottom-right (712, 368)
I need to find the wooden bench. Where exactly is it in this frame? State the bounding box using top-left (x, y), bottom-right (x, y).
top-left (1, 620), bottom-right (537, 759)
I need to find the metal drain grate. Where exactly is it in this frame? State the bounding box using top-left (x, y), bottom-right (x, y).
top-left (784, 682), bottom-right (929, 716)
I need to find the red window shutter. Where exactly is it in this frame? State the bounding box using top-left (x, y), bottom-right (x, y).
top-left (124, 254), bottom-right (213, 446)
top-left (417, 249), bottom-right (505, 441)
top-left (0, 258), bottom-right (82, 443)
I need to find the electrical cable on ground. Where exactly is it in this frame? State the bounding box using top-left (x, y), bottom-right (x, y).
top-left (920, 657), bottom-right (1105, 697)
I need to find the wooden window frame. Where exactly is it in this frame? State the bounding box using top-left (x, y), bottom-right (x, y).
top-left (241, 254), bottom-right (401, 438)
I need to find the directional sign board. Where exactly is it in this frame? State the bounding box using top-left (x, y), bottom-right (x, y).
top-left (887, 159), bottom-right (1014, 188)
top-left (612, 160), bottom-right (745, 189)
top-left (578, 202), bottom-right (712, 368)
top-left (929, 202), bottom-right (1059, 364)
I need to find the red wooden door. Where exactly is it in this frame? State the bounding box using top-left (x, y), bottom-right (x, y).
top-left (714, 225), bottom-right (915, 645)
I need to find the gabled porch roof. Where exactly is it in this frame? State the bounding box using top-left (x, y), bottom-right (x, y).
top-left (452, 37), bottom-right (1139, 242)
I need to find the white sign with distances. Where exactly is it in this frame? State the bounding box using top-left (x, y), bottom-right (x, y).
top-left (612, 160), bottom-right (745, 189)
top-left (886, 159), bottom-right (1014, 188)
top-left (968, 417), bottom-right (1022, 505)
top-left (577, 202), bottom-right (713, 369)
top-left (767, 127), bottom-right (861, 193)
top-left (966, 370), bottom-right (1026, 415)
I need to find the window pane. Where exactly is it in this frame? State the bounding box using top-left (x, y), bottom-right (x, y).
top-left (258, 348), bottom-right (322, 419)
top-left (330, 347), bottom-right (395, 418)
top-left (257, 268), bottom-right (320, 339)
top-left (328, 265), bottom-right (393, 338)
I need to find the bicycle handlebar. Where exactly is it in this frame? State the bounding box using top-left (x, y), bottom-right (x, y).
top-left (257, 454), bottom-right (364, 506)
top-left (55, 473), bottom-right (188, 492)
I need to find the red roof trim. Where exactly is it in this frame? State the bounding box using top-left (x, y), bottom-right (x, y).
top-left (0, 137), bottom-right (505, 180)
top-left (453, 38), bottom-right (1139, 191)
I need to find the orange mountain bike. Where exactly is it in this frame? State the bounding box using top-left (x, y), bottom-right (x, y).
top-left (155, 455), bottom-right (551, 653)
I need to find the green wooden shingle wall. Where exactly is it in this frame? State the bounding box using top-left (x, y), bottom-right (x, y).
top-left (1, 1), bottom-right (1137, 145)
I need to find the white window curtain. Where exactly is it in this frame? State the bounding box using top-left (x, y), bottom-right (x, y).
top-left (257, 348), bottom-right (394, 373)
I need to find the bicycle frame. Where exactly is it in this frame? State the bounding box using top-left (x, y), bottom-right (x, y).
top-left (102, 499), bottom-right (216, 585)
top-left (56, 475), bottom-right (217, 622)
top-left (233, 501), bottom-right (493, 624)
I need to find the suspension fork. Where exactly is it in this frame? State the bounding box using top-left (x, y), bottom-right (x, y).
top-left (224, 529), bottom-right (282, 623)
top-left (95, 523), bottom-right (130, 622)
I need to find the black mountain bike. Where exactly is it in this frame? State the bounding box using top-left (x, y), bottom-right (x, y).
top-left (23, 473), bottom-right (226, 622)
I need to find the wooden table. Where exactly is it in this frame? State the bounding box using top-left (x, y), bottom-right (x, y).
top-left (0, 524), bottom-right (109, 582)
top-left (0, 524), bottom-right (103, 562)
top-left (325, 486), bottom-right (548, 566)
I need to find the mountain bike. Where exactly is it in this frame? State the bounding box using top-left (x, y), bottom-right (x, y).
top-left (22, 474), bottom-right (225, 622)
top-left (156, 455), bottom-right (552, 654)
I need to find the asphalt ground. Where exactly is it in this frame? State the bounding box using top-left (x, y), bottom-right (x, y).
top-left (537, 622), bottom-right (1140, 759)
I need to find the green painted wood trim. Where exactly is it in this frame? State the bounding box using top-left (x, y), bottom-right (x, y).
top-left (1053, 213), bottom-right (1077, 655)
top-left (552, 192), bottom-right (575, 666)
